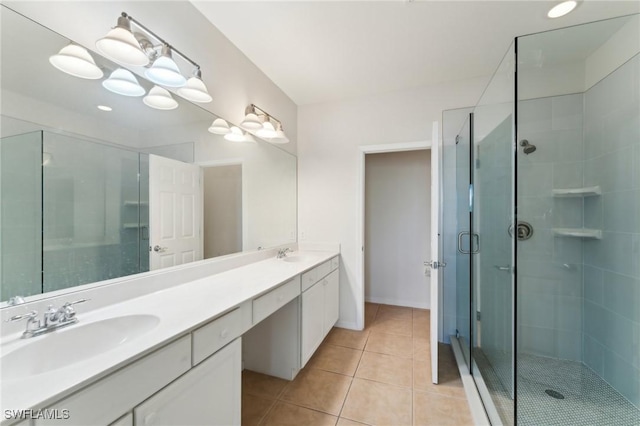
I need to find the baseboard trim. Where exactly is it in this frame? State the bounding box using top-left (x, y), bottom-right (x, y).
top-left (335, 320), bottom-right (359, 331)
top-left (365, 296), bottom-right (430, 310)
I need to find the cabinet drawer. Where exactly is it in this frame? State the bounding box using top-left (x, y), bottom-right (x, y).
top-left (253, 277), bottom-right (300, 324)
top-left (301, 268), bottom-right (318, 292)
top-left (330, 256), bottom-right (340, 271)
top-left (37, 335), bottom-right (191, 426)
top-left (192, 308), bottom-right (242, 366)
top-left (315, 260), bottom-right (332, 281)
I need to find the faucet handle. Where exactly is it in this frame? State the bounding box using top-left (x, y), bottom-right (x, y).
top-left (60, 298), bottom-right (90, 320)
top-left (5, 310), bottom-right (38, 323)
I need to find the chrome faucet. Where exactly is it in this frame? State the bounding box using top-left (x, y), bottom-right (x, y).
top-left (277, 248), bottom-right (293, 259)
top-left (5, 299), bottom-right (89, 339)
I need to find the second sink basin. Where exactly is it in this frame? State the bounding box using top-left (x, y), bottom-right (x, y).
top-left (1, 314), bottom-right (160, 381)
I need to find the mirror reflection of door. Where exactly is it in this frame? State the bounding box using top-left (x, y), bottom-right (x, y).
top-left (149, 154), bottom-right (203, 270)
top-left (202, 164), bottom-right (242, 259)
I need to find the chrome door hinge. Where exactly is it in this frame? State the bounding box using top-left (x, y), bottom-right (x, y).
top-left (424, 260), bottom-right (447, 269)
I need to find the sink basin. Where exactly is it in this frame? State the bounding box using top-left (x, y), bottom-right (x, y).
top-left (1, 314), bottom-right (160, 380)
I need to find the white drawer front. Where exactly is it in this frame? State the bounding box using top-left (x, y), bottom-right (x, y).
top-left (37, 335), bottom-right (191, 426)
top-left (301, 268), bottom-right (318, 292)
top-left (330, 256), bottom-right (340, 271)
top-left (315, 260), bottom-right (332, 281)
top-left (253, 277), bottom-right (300, 324)
top-left (192, 308), bottom-right (242, 365)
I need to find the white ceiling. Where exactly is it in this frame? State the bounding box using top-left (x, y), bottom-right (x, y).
top-left (192, 1), bottom-right (640, 106)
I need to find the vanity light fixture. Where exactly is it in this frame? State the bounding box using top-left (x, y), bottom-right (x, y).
top-left (244, 104), bottom-right (290, 143)
top-left (145, 45), bottom-right (187, 88)
top-left (102, 68), bottom-right (145, 97)
top-left (143, 86), bottom-right (178, 110)
top-left (49, 44), bottom-right (104, 80)
top-left (95, 14), bottom-right (149, 66)
top-left (208, 118), bottom-right (231, 135)
top-left (96, 12), bottom-right (211, 98)
top-left (224, 126), bottom-right (246, 142)
top-left (240, 106), bottom-right (263, 130)
top-left (177, 69), bottom-right (212, 103)
top-left (270, 122), bottom-right (290, 144)
top-left (547, 1), bottom-right (577, 18)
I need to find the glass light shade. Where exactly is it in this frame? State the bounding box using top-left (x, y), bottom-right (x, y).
top-left (49, 44), bottom-right (104, 79)
top-left (177, 77), bottom-right (212, 103)
top-left (242, 133), bottom-right (257, 143)
top-left (224, 126), bottom-right (245, 142)
top-left (143, 86), bottom-right (178, 110)
top-left (145, 56), bottom-right (187, 87)
top-left (208, 118), bottom-right (231, 135)
top-left (241, 113), bottom-right (262, 129)
top-left (96, 27), bottom-right (149, 66)
top-left (256, 121), bottom-right (277, 139)
top-left (270, 129), bottom-right (290, 144)
top-left (548, 1), bottom-right (577, 18)
top-left (102, 68), bottom-right (145, 97)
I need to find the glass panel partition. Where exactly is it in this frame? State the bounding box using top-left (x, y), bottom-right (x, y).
top-left (516, 15), bottom-right (640, 425)
top-left (471, 42), bottom-right (516, 425)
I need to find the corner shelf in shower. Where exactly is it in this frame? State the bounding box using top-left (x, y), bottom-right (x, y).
top-left (552, 186), bottom-right (601, 198)
top-left (552, 228), bottom-right (602, 239)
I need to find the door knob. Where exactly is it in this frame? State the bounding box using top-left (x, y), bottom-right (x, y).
top-left (153, 245), bottom-right (168, 253)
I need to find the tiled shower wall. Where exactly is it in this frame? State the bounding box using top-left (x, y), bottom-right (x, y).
top-left (0, 131), bottom-right (42, 299)
top-left (517, 92), bottom-right (585, 362)
top-left (582, 54), bottom-right (640, 408)
top-left (518, 54), bottom-right (639, 407)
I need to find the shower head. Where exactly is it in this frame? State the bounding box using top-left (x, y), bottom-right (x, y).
top-left (520, 139), bottom-right (537, 155)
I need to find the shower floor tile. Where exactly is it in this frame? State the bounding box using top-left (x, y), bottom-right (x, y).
top-left (474, 349), bottom-right (640, 426)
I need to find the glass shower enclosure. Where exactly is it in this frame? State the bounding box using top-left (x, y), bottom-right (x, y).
top-left (444, 14), bottom-right (640, 425)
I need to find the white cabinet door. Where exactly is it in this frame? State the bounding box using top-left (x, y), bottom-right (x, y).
top-left (323, 270), bottom-right (340, 334)
top-left (301, 281), bottom-right (324, 367)
top-left (149, 154), bottom-right (202, 270)
top-left (134, 338), bottom-right (241, 426)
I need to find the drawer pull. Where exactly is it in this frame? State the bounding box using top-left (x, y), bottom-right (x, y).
top-left (220, 328), bottom-right (229, 339)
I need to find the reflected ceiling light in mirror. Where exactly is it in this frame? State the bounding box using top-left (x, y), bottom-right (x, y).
top-left (143, 86), bottom-right (178, 110)
top-left (145, 45), bottom-right (187, 87)
top-left (177, 69), bottom-right (212, 103)
top-left (49, 44), bottom-right (104, 80)
top-left (95, 14), bottom-right (149, 66)
top-left (102, 68), bottom-right (145, 96)
top-left (224, 126), bottom-right (246, 142)
top-left (97, 105), bottom-right (113, 111)
top-left (208, 118), bottom-right (231, 135)
top-left (547, 1), bottom-right (577, 18)
top-left (270, 123), bottom-right (290, 144)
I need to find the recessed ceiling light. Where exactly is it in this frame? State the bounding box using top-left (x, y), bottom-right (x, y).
top-left (97, 105), bottom-right (112, 111)
top-left (548, 1), bottom-right (577, 18)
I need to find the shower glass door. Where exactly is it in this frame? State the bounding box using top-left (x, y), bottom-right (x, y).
top-left (471, 41), bottom-right (516, 425)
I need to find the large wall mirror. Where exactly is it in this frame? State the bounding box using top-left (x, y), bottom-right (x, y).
top-left (0, 6), bottom-right (297, 304)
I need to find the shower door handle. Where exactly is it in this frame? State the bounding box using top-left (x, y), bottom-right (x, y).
top-left (458, 231), bottom-right (470, 254)
top-left (458, 232), bottom-right (480, 254)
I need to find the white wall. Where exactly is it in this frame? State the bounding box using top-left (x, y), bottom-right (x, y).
top-left (365, 150), bottom-right (431, 309)
top-left (298, 77), bottom-right (487, 329)
top-left (3, 1), bottom-right (297, 155)
top-left (203, 165), bottom-right (242, 259)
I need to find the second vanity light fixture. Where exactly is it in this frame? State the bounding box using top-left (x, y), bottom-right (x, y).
top-left (241, 104), bottom-right (289, 144)
top-left (95, 12), bottom-right (212, 106)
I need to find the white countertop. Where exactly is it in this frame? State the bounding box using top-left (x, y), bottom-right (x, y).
top-left (0, 249), bottom-right (338, 418)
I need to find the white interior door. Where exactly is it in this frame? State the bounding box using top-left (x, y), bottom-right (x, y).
top-left (430, 121), bottom-right (441, 384)
top-left (149, 154), bottom-right (202, 270)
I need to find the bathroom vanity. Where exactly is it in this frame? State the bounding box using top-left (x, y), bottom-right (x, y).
top-left (0, 249), bottom-right (340, 426)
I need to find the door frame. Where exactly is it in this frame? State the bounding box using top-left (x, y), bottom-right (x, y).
top-left (356, 121), bottom-right (440, 384)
